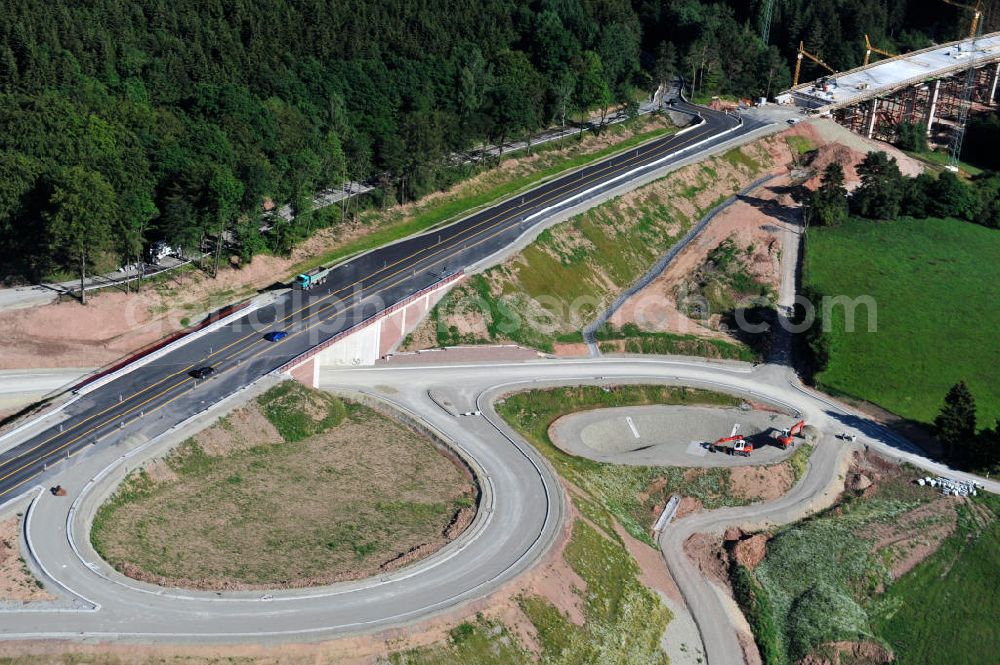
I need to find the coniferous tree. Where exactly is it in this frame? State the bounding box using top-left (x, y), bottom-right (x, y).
top-left (935, 381), bottom-right (977, 463)
top-left (810, 163), bottom-right (848, 227)
top-left (852, 151), bottom-right (905, 220)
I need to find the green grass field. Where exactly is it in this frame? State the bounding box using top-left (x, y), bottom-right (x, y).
top-left (872, 494), bottom-right (1000, 664)
top-left (804, 217), bottom-right (1000, 425)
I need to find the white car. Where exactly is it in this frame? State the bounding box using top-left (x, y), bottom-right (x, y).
top-left (787, 118), bottom-right (801, 125)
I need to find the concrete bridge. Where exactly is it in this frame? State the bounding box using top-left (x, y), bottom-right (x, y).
top-left (281, 273), bottom-right (463, 388)
top-left (778, 32), bottom-right (1000, 141)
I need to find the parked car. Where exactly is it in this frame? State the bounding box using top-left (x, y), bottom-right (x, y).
top-left (263, 331), bottom-right (289, 342)
top-left (190, 366), bottom-right (215, 379)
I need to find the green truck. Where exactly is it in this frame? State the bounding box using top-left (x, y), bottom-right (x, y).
top-left (293, 266), bottom-right (331, 290)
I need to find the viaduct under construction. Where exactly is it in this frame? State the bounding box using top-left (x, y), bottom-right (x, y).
top-left (777, 32), bottom-right (1000, 144)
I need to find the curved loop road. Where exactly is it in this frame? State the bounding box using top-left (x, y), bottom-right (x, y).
top-left (3, 357), bottom-right (994, 660)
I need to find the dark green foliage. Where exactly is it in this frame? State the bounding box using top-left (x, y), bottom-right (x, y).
top-left (928, 170), bottom-right (977, 220)
top-left (795, 285), bottom-right (829, 380)
top-left (809, 163), bottom-right (848, 227)
top-left (0, 0), bottom-right (649, 283)
top-left (0, 2), bottom-right (967, 284)
top-left (851, 151), bottom-right (905, 220)
top-left (732, 565), bottom-right (786, 665)
top-left (972, 172), bottom-right (1000, 228)
top-left (962, 113), bottom-right (1000, 170)
top-left (901, 172), bottom-right (934, 218)
top-left (895, 120), bottom-right (928, 153)
top-left (934, 380), bottom-right (977, 463)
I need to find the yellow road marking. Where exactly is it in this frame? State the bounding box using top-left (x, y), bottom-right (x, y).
top-left (0, 116), bottom-right (727, 495)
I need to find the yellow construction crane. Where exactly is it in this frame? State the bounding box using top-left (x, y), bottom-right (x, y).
top-left (793, 41), bottom-right (836, 87)
top-left (863, 34), bottom-right (897, 66)
top-left (942, 0), bottom-right (984, 40)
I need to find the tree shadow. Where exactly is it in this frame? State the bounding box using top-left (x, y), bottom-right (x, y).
top-left (736, 193), bottom-right (801, 225)
top-left (822, 409), bottom-right (937, 460)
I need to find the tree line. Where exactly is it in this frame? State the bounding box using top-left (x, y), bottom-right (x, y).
top-left (0, 0), bottom-right (976, 288)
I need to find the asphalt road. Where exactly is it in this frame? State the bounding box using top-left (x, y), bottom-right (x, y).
top-left (0, 99), bottom-right (758, 503)
top-left (3, 358), bottom-right (994, 654)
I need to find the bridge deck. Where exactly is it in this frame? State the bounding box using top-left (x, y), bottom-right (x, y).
top-left (782, 33), bottom-right (1000, 111)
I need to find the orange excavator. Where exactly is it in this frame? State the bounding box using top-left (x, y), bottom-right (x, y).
top-left (778, 420), bottom-right (806, 448)
top-left (710, 425), bottom-right (754, 457)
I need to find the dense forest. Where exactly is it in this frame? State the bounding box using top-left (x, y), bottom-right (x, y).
top-left (0, 0), bottom-right (982, 285)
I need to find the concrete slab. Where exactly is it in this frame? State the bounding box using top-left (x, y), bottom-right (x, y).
top-left (549, 404), bottom-right (802, 467)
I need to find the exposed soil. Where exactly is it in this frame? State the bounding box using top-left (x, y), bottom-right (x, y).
top-left (808, 118), bottom-right (924, 187)
top-left (404, 136), bottom-right (782, 350)
top-left (192, 401), bottom-right (281, 456)
top-left (731, 533), bottom-right (769, 571)
top-left (613, 519), bottom-right (684, 605)
top-left (0, 517), bottom-right (55, 603)
top-left (95, 404), bottom-right (476, 591)
top-left (610, 172), bottom-right (795, 339)
top-left (739, 630), bottom-right (765, 665)
top-left (675, 496), bottom-right (706, 520)
top-left (799, 640), bottom-right (894, 665)
top-left (866, 496), bottom-right (960, 580)
top-left (729, 462), bottom-right (796, 502)
top-left (683, 532), bottom-right (731, 591)
top-left (612, 120), bottom-right (926, 346)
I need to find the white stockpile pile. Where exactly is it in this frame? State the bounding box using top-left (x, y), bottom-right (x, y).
top-left (916, 476), bottom-right (982, 497)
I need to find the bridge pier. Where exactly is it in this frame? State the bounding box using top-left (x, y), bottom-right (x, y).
top-left (990, 62), bottom-right (1000, 104)
top-left (865, 99), bottom-right (879, 139)
top-left (926, 79), bottom-right (941, 136)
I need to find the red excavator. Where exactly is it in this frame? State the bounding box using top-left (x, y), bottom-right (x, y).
top-left (710, 425), bottom-right (754, 457)
top-left (778, 420), bottom-right (806, 448)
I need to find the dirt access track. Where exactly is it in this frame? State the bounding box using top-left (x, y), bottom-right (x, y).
top-left (610, 119), bottom-right (924, 343)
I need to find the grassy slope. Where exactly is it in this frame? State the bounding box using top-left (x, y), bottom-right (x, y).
top-left (736, 461), bottom-right (1000, 665)
top-left (871, 494), bottom-right (1000, 664)
top-left (412, 141), bottom-right (774, 354)
top-left (291, 118), bottom-right (677, 276)
top-left (388, 519), bottom-right (670, 665)
top-left (804, 217), bottom-right (1000, 425)
top-left (91, 383), bottom-right (472, 587)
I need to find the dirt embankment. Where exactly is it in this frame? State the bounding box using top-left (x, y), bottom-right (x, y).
top-left (610, 120), bottom-right (925, 345)
top-left (0, 517), bottom-right (55, 603)
top-left (404, 135), bottom-right (787, 353)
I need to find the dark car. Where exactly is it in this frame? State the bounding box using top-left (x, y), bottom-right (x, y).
top-left (190, 366), bottom-right (215, 379)
top-left (263, 330), bottom-right (289, 342)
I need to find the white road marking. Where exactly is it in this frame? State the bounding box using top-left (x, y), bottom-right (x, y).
top-left (625, 416), bottom-right (640, 439)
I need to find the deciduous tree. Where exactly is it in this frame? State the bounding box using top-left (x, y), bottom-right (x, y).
top-left (43, 166), bottom-right (116, 304)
